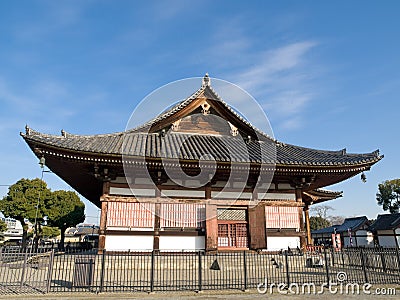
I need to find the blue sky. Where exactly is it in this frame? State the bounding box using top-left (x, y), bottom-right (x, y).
top-left (0, 1), bottom-right (399, 224)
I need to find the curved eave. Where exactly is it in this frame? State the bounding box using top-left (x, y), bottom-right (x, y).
top-left (21, 130), bottom-right (383, 170)
top-left (303, 189), bottom-right (343, 205)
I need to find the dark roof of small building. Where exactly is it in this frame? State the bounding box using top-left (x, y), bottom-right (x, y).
top-left (312, 216), bottom-right (369, 234)
top-left (368, 213), bottom-right (400, 231)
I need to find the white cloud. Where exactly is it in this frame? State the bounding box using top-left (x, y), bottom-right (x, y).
top-left (235, 41), bottom-right (317, 92)
top-left (224, 42), bottom-right (318, 131)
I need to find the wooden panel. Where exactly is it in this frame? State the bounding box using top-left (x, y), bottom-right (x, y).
top-left (265, 206), bottom-right (300, 229)
top-left (205, 204), bottom-right (218, 251)
top-left (248, 204), bottom-right (266, 249)
top-left (107, 202), bottom-right (155, 228)
top-left (160, 203), bottom-right (206, 228)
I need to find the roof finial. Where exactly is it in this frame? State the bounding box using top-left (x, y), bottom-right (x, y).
top-left (25, 124), bottom-right (31, 135)
top-left (202, 73), bottom-right (210, 87)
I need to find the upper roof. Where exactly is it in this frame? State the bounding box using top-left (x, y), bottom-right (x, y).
top-left (368, 213), bottom-right (400, 231)
top-left (312, 216), bottom-right (369, 234)
top-left (21, 75), bottom-right (382, 168)
top-left (20, 75), bottom-right (384, 205)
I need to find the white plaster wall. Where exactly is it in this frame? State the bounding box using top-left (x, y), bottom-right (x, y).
top-left (266, 236), bottom-right (300, 251)
top-left (105, 235), bottom-right (154, 251)
top-left (211, 191), bottom-right (252, 199)
top-left (258, 193), bottom-right (296, 201)
top-left (377, 229), bottom-right (399, 247)
top-left (159, 236), bottom-right (205, 251)
top-left (109, 187), bottom-right (155, 197)
top-left (161, 190), bottom-right (205, 198)
top-left (343, 230), bottom-right (374, 247)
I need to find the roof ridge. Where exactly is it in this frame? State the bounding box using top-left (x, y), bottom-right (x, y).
top-left (281, 142), bottom-right (381, 158)
top-left (126, 82), bottom-right (207, 133)
top-left (21, 126), bottom-right (125, 139)
top-left (204, 85), bottom-right (278, 143)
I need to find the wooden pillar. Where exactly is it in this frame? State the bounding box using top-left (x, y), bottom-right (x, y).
top-left (205, 185), bottom-right (211, 200)
top-left (98, 201), bottom-right (108, 252)
top-left (98, 181), bottom-right (110, 253)
top-left (205, 204), bottom-right (218, 251)
top-left (295, 188), bottom-right (306, 249)
top-left (248, 203), bottom-right (266, 250)
top-left (303, 204), bottom-right (312, 246)
top-left (153, 203), bottom-right (161, 251)
top-left (153, 186), bottom-right (161, 252)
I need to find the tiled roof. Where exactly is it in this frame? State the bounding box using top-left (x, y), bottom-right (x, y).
top-left (312, 216), bottom-right (369, 234)
top-left (20, 75), bottom-right (382, 168)
top-left (368, 213), bottom-right (400, 231)
top-left (22, 129), bottom-right (382, 167)
top-left (335, 216), bottom-right (369, 232)
top-left (311, 225), bottom-right (337, 235)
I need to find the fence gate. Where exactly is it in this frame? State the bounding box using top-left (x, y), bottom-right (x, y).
top-left (0, 249), bottom-right (54, 294)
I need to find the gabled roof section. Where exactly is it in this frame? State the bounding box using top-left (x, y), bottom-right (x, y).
top-left (312, 216), bottom-right (369, 234)
top-left (335, 216), bottom-right (369, 232)
top-left (368, 213), bottom-right (400, 231)
top-left (130, 74), bottom-right (275, 141)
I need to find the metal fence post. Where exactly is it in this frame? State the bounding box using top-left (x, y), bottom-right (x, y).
top-left (243, 251), bottom-right (248, 291)
top-left (46, 250), bottom-right (55, 293)
top-left (198, 251), bottom-right (202, 292)
top-left (323, 247), bottom-right (330, 284)
top-left (341, 248), bottom-right (345, 268)
top-left (99, 250), bottom-right (106, 293)
top-left (330, 247), bottom-right (335, 266)
top-left (379, 248), bottom-right (387, 272)
top-left (284, 251), bottom-right (290, 287)
top-left (19, 251), bottom-right (28, 288)
top-left (394, 246), bottom-right (400, 282)
top-left (150, 250), bottom-right (155, 293)
top-left (360, 247), bottom-right (369, 283)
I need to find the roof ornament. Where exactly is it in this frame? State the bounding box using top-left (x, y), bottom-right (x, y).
top-left (201, 101), bottom-right (210, 115)
top-left (361, 172), bottom-right (367, 183)
top-left (172, 119), bottom-right (181, 131)
top-left (228, 122), bottom-right (238, 136)
top-left (61, 129), bottom-right (67, 137)
top-left (25, 125), bottom-right (31, 135)
top-left (202, 73), bottom-right (210, 87)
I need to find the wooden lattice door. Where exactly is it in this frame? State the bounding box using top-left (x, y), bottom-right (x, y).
top-left (217, 222), bottom-right (248, 248)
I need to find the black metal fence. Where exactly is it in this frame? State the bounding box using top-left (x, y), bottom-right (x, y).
top-left (0, 246), bottom-right (399, 295)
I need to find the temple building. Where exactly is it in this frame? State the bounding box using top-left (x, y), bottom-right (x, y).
top-left (21, 75), bottom-right (382, 252)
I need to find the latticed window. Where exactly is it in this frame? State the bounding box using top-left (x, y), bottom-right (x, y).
top-left (218, 223), bottom-right (248, 248)
top-left (265, 206), bottom-right (300, 229)
top-left (107, 202), bottom-right (155, 228)
top-left (160, 203), bottom-right (206, 228)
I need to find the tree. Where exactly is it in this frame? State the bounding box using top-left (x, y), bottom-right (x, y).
top-left (45, 190), bottom-right (85, 250)
top-left (310, 216), bottom-right (331, 231)
top-left (328, 215), bottom-right (345, 226)
top-left (41, 226), bottom-right (61, 238)
top-left (0, 219), bottom-right (7, 233)
top-left (311, 205), bottom-right (334, 219)
top-left (376, 179), bottom-right (400, 213)
top-left (0, 178), bottom-right (51, 249)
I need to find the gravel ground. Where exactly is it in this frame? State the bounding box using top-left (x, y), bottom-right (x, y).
top-left (1, 285), bottom-right (399, 300)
